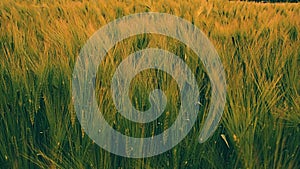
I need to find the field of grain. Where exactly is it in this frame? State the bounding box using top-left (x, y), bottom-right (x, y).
top-left (0, 0), bottom-right (299, 168)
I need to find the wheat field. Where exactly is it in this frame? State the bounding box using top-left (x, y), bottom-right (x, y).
top-left (0, 0), bottom-right (299, 168)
